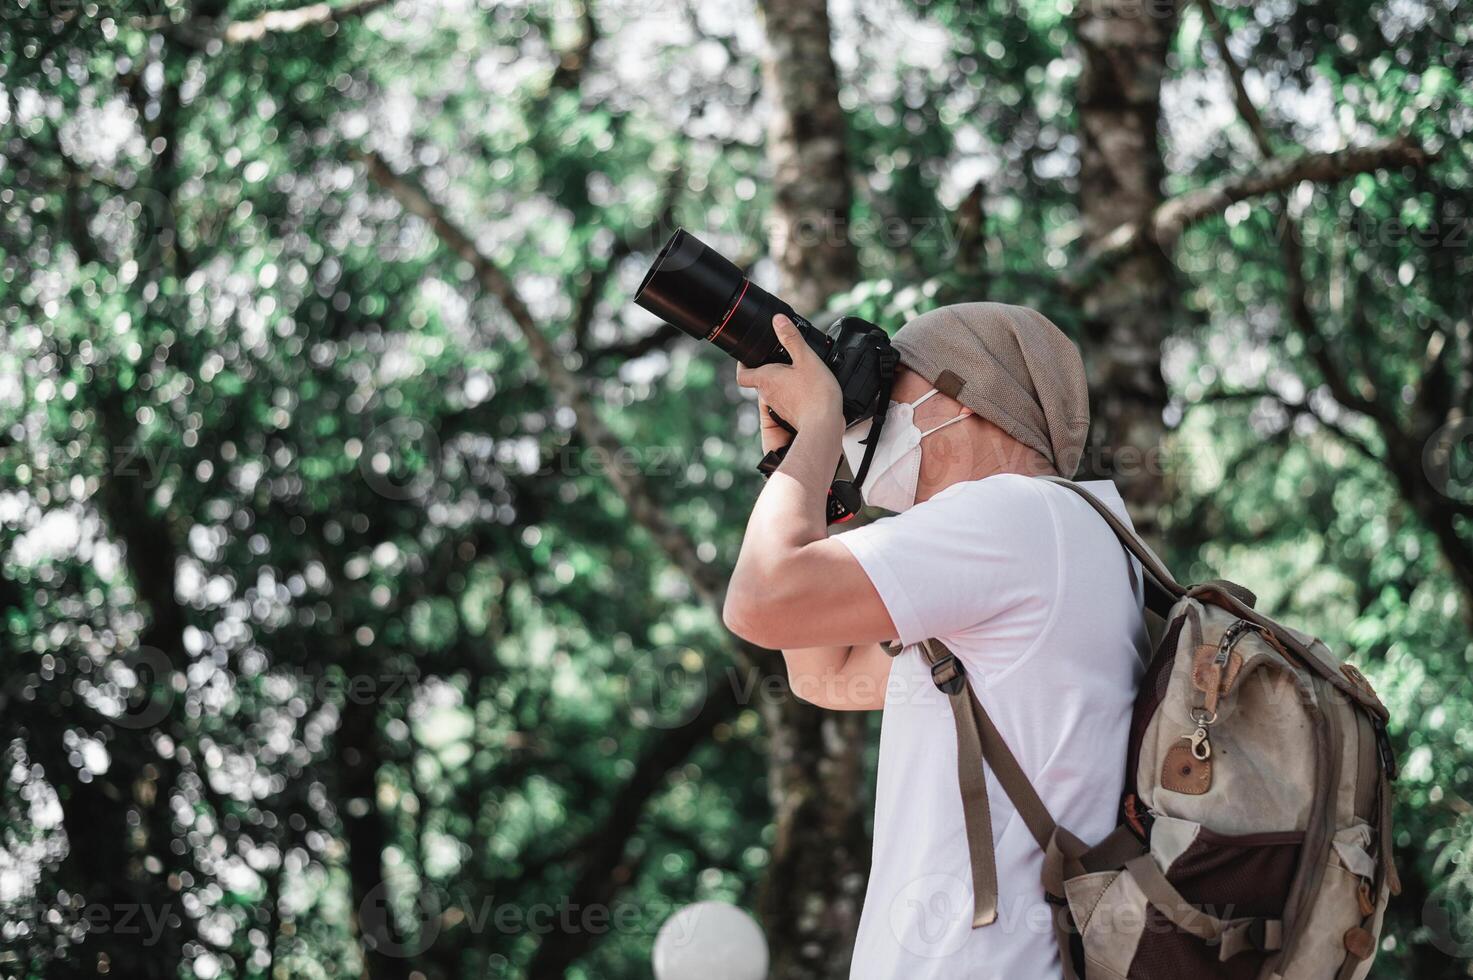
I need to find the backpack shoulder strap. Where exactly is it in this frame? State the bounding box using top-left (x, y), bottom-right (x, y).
top-left (919, 638), bottom-right (1065, 926)
top-left (920, 636), bottom-right (1141, 954)
top-left (1037, 475), bottom-right (1187, 617)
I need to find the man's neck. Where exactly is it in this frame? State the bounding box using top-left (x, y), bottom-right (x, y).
top-left (916, 432), bottom-right (1055, 503)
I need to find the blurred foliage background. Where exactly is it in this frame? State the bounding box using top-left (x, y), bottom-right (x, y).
top-left (1, 0), bottom-right (1471, 977)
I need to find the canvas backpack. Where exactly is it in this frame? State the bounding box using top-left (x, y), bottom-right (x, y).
top-left (919, 477), bottom-right (1399, 979)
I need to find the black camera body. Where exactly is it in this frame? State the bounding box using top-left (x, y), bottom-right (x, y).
top-left (634, 229), bottom-right (895, 428)
top-left (633, 229), bottom-right (898, 522)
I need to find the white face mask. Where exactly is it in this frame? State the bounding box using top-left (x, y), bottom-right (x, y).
top-left (841, 388), bottom-right (969, 512)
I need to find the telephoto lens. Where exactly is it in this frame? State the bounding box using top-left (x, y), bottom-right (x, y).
top-left (634, 229), bottom-right (831, 368)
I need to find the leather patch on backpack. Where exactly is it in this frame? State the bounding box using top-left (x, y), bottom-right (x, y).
top-left (1344, 926), bottom-right (1375, 960)
top-left (1191, 644), bottom-right (1244, 715)
top-left (1162, 743), bottom-right (1212, 795)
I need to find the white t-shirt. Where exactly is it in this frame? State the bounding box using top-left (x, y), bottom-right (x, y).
top-left (835, 474), bottom-right (1148, 980)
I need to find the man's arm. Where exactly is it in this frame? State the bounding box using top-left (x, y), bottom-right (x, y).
top-left (779, 641), bottom-right (894, 710)
top-left (722, 315), bottom-right (900, 709)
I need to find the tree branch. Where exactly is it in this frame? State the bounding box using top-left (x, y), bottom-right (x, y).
top-left (135, 0), bottom-right (393, 48)
top-left (1195, 386), bottom-right (1381, 465)
top-left (354, 147), bottom-right (735, 634)
top-left (1174, 426), bottom-right (1296, 544)
top-left (1196, 0), bottom-right (1274, 158)
top-left (1152, 135), bottom-right (1430, 245)
top-left (224, 0), bottom-right (392, 43)
top-left (588, 322), bottom-right (684, 363)
top-left (1065, 134), bottom-right (1434, 295)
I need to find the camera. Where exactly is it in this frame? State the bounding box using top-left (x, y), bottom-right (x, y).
top-left (634, 229), bottom-right (899, 522)
top-left (634, 229), bottom-right (895, 427)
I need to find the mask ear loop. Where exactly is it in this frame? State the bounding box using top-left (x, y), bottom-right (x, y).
top-left (901, 386), bottom-right (969, 441)
top-left (918, 409), bottom-right (971, 440)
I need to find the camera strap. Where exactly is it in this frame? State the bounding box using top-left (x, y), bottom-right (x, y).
top-left (828, 339), bottom-right (899, 523)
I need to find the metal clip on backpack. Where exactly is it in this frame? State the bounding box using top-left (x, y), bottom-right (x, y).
top-left (922, 477), bottom-right (1399, 980)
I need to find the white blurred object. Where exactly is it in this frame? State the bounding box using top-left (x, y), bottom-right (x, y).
top-left (652, 901), bottom-right (769, 980)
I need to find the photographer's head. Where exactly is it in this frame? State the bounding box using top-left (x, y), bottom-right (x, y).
top-left (844, 303), bottom-right (1090, 511)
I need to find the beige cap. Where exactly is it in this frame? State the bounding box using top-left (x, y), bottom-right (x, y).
top-left (891, 302), bottom-right (1090, 477)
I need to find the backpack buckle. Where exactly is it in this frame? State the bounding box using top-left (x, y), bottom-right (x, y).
top-left (930, 653), bottom-right (967, 695)
top-left (1374, 719), bottom-right (1398, 781)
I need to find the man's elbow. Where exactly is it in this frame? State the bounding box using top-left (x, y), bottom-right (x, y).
top-left (722, 586), bottom-right (780, 648)
top-left (723, 574), bottom-right (808, 649)
top-left (721, 589), bottom-right (752, 641)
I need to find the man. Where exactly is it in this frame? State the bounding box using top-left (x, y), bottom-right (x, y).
top-left (723, 303), bottom-right (1148, 978)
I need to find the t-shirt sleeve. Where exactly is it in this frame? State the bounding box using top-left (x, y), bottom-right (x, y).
top-left (834, 474), bottom-right (1058, 648)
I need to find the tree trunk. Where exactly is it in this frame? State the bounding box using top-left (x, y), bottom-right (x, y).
top-left (756, 0), bottom-right (858, 317)
top-left (38, 385), bottom-right (198, 980)
top-left (755, 699), bottom-right (870, 980)
top-left (1072, 0), bottom-right (1178, 534)
top-left (754, 2), bottom-right (870, 976)
top-left (340, 692), bottom-right (416, 980)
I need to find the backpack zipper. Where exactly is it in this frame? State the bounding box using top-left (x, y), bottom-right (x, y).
top-left (1215, 619), bottom-right (1257, 669)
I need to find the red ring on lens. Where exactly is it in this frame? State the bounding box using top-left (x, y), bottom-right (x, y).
top-left (706, 278), bottom-right (751, 343)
